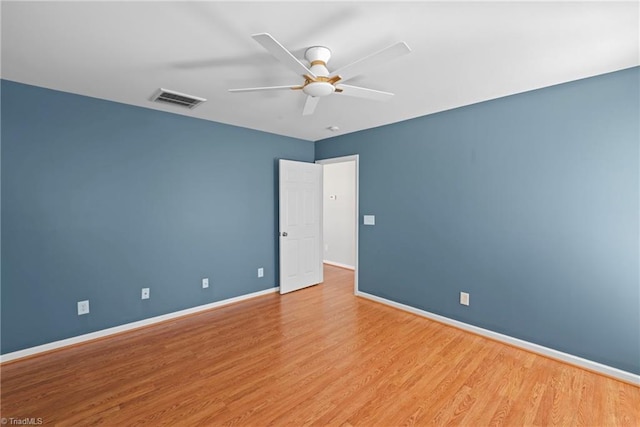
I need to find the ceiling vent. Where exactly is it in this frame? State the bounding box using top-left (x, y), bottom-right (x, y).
top-left (151, 88), bottom-right (206, 109)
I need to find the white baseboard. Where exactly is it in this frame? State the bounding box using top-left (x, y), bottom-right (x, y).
top-left (0, 286), bottom-right (279, 364)
top-left (356, 291), bottom-right (640, 386)
top-left (323, 260), bottom-right (355, 270)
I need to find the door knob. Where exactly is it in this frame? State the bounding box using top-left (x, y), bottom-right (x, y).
top-left (281, 232), bottom-right (288, 237)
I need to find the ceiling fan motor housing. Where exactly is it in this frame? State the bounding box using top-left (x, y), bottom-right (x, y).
top-left (303, 46), bottom-right (335, 97)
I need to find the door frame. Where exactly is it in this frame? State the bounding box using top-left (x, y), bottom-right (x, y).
top-left (316, 155), bottom-right (359, 294)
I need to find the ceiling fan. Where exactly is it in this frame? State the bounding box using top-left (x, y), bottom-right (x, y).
top-left (229, 33), bottom-right (411, 116)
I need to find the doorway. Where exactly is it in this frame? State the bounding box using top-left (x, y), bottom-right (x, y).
top-left (316, 155), bottom-right (359, 294)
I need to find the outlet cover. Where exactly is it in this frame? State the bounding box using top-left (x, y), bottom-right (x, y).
top-left (202, 278), bottom-right (209, 289)
top-left (258, 268), bottom-right (264, 278)
top-left (141, 288), bottom-right (150, 300)
top-left (77, 300), bottom-right (90, 315)
top-left (460, 292), bottom-right (470, 306)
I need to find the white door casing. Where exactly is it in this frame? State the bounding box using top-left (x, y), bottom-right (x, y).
top-left (279, 159), bottom-right (323, 294)
top-left (316, 155), bottom-right (359, 295)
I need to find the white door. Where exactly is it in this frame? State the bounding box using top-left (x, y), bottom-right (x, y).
top-left (279, 159), bottom-right (323, 294)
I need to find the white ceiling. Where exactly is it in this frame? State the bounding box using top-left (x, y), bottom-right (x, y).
top-left (1, 1), bottom-right (638, 142)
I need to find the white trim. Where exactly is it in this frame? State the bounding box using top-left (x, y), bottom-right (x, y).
top-left (323, 260), bottom-right (355, 270)
top-left (316, 155), bottom-right (359, 295)
top-left (356, 291), bottom-right (640, 386)
top-left (0, 287), bottom-right (279, 364)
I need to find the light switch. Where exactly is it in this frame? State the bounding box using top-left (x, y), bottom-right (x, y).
top-left (363, 215), bottom-right (375, 225)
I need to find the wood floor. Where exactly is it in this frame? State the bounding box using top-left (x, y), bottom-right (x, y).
top-left (1, 265), bottom-right (638, 426)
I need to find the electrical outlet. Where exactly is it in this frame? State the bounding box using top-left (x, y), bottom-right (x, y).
top-left (141, 288), bottom-right (150, 300)
top-left (460, 292), bottom-right (470, 306)
top-left (77, 300), bottom-right (90, 315)
top-left (202, 278), bottom-right (209, 289)
top-left (258, 268), bottom-right (264, 278)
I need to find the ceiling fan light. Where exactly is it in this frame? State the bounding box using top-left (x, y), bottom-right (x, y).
top-left (303, 82), bottom-right (335, 97)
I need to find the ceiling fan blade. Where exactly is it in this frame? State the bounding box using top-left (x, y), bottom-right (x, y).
top-left (228, 85), bottom-right (300, 93)
top-left (252, 33), bottom-right (317, 79)
top-left (335, 84), bottom-right (394, 102)
top-left (303, 96), bottom-right (320, 116)
top-left (330, 42), bottom-right (411, 82)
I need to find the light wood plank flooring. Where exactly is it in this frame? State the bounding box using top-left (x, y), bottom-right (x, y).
top-left (1, 265), bottom-right (638, 426)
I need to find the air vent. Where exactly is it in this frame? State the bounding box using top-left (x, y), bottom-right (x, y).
top-left (151, 88), bottom-right (206, 109)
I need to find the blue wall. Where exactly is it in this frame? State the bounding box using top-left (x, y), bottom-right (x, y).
top-left (1, 80), bottom-right (314, 354)
top-left (3, 68), bottom-right (639, 375)
top-left (316, 67), bottom-right (639, 375)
